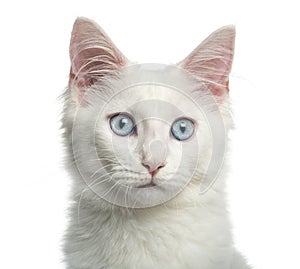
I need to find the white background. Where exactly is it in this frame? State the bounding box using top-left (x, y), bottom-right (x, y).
top-left (0, 0), bottom-right (299, 268)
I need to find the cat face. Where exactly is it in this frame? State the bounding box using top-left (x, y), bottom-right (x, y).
top-left (64, 18), bottom-right (235, 208)
top-left (95, 83), bottom-right (207, 193)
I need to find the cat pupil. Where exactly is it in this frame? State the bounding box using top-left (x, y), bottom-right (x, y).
top-left (119, 118), bottom-right (128, 129)
top-left (180, 122), bottom-right (186, 133)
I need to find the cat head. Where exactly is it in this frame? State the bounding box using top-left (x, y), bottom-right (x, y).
top-left (63, 17), bottom-right (235, 208)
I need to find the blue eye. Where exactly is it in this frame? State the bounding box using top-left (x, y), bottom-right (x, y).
top-left (109, 114), bottom-right (135, 136)
top-left (171, 118), bottom-right (195, 141)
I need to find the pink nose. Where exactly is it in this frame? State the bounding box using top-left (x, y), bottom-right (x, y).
top-left (141, 139), bottom-right (167, 177)
top-left (142, 161), bottom-right (166, 177)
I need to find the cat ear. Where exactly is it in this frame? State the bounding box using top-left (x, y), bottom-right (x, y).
top-left (178, 26), bottom-right (235, 96)
top-left (69, 17), bottom-right (127, 99)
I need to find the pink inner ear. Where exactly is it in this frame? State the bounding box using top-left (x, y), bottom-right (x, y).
top-left (178, 26), bottom-right (235, 96)
top-left (69, 17), bottom-right (127, 90)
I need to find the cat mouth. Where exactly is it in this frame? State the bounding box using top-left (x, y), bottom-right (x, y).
top-left (136, 181), bottom-right (157, 188)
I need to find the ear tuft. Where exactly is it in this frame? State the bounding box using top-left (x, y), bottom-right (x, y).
top-left (69, 17), bottom-right (127, 94)
top-left (178, 25), bottom-right (235, 96)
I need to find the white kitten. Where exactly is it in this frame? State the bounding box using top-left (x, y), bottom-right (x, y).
top-left (62, 17), bottom-right (251, 269)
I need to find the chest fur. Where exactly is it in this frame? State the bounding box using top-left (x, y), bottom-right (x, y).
top-left (64, 202), bottom-right (234, 269)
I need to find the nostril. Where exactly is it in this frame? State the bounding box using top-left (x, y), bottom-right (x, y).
top-left (142, 163), bottom-right (151, 171)
top-left (157, 164), bottom-right (165, 170)
top-left (151, 165), bottom-right (165, 177)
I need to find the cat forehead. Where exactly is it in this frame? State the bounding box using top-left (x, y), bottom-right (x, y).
top-left (104, 84), bottom-right (201, 119)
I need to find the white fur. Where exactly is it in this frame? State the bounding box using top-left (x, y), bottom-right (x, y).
top-left (62, 17), bottom-right (251, 269)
